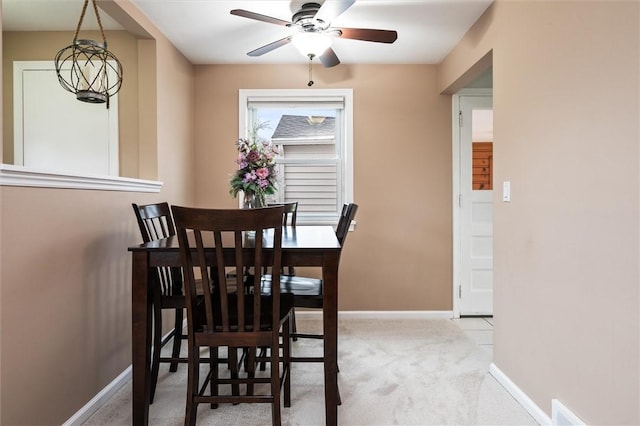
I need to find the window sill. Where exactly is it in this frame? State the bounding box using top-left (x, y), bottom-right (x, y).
top-left (0, 164), bottom-right (162, 192)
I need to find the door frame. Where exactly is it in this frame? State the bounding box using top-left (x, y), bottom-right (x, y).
top-left (452, 88), bottom-right (493, 318)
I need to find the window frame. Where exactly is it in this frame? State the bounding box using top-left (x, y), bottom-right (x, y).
top-left (238, 88), bottom-right (354, 226)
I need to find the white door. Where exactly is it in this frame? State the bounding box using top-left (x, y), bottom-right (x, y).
top-left (13, 61), bottom-right (119, 176)
top-left (457, 94), bottom-right (493, 315)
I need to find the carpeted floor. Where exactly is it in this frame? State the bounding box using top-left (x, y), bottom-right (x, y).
top-left (84, 317), bottom-right (538, 425)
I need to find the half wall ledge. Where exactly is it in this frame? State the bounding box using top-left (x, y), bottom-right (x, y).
top-left (0, 164), bottom-right (162, 192)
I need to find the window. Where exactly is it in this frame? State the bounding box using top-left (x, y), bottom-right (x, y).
top-left (239, 89), bottom-right (353, 225)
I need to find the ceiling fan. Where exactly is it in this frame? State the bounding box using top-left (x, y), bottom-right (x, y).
top-left (230, 0), bottom-right (398, 68)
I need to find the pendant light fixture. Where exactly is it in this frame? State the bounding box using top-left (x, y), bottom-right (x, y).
top-left (54, 0), bottom-right (123, 108)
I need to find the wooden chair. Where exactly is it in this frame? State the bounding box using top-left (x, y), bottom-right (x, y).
top-left (132, 202), bottom-right (186, 404)
top-left (172, 205), bottom-right (293, 426)
top-left (262, 203), bottom-right (358, 341)
top-left (260, 203), bottom-right (357, 404)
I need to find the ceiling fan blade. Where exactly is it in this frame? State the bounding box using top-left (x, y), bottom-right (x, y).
top-left (319, 47), bottom-right (340, 68)
top-left (247, 36), bottom-right (292, 57)
top-left (336, 27), bottom-right (398, 43)
top-left (230, 9), bottom-right (291, 27)
top-left (314, 0), bottom-right (356, 26)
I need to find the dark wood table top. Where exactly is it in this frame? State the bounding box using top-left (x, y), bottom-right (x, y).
top-left (129, 225), bottom-right (341, 251)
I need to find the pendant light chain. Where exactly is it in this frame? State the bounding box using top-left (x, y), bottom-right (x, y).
top-left (73, 0), bottom-right (107, 44)
top-left (92, 0), bottom-right (108, 45)
top-left (72, 0), bottom-right (89, 41)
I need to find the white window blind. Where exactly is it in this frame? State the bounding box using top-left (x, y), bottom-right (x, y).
top-left (239, 89), bottom-right (353, 225)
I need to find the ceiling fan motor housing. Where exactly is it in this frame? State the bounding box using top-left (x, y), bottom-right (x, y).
top-left (293, 3), bottom-right (325, 29)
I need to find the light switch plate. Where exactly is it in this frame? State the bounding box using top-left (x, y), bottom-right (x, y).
top-left (503, 181), bottom-right (511, 202)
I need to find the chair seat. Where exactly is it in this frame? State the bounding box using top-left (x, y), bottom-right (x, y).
top-left (194, 293), bottom-right (294, 332)
top-left (261, 275), bottom-right (322, 296)
top-left (159, 294), bottom-right (185, 309)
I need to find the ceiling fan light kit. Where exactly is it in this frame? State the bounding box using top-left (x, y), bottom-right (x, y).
top-left (230, 0), bottom-right (398, 84)
top-left (54, 0), bottom-right (123, 108)
top-left (292, 32), bottom-right (333, 59)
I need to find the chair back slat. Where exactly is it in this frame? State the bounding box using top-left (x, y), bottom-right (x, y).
top-left (173, 206), bottom-right (285, 337)
top-left (268, 202), bottom-right (298, 275)
top-left (336, 203), bottom-right (358, 246)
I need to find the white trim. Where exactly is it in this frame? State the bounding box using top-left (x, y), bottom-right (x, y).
top-left (62, 366), bottom-right (132, 426)
top-left (456, 88), bottom-right (494, 96)
top-left (452, 94), bottom-right (462, 318)
top-left (551, 399), bottom-right (585, 426)
top-left (0, 164), bottom-right (162, 192)
top-left (489, 363), bottom-right (552, 426)
top-left (62, 323), bottom-right (183, 425)
top-left (296, 310), bottom-right (454, 320)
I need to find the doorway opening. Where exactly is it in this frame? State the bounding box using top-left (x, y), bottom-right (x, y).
top-left (453, 88), bottom-right (493, 317)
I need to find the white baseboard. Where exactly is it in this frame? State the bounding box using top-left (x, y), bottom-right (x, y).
top-left (63, 324), bottom-right (183, 425)
top-left (552, 399), bottom-right (585, 425)
top-left (63, 366), bottom-right (132, 426)
top-left (295, 310), bottom-right (454, 320)
top-left (490, 363), bottom-right (552, 425)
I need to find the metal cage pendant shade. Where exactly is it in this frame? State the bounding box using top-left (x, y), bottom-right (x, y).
top-left (54, 0), bottom-right (123, 107)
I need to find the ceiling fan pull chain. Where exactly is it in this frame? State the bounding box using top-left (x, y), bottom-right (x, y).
top-left (308, 56), bottom-right (314, 87)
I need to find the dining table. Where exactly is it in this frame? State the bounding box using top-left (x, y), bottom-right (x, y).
top-left (128, 225), bottom-right (342, 425)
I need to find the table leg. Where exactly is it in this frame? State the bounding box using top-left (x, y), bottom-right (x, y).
top-left (323, 252), bottom-right (340, 426)
top-left (132, 251), bottom-right (152, 426)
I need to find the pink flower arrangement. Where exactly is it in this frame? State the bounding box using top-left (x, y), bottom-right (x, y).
top-left (229, 122), bottom-right (278, 203)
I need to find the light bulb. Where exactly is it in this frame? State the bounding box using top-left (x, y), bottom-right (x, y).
top-left (292, 32), bottom-right (332, 58)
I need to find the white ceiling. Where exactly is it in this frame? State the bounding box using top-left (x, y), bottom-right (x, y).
top-left (2, 0), bottom-right (493, 66)
top-left (2, 0), bottom-right (124, 32)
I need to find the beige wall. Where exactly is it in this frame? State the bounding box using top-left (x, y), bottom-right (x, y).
top-left (2, 30), bottom-right (141, 178)
top-left (193, 64), bottom-right (453, 310)
top-left (439, 1), bottom-right (639, 424)
top-left (0, 0), bottom-right (194, 424)
top-left (2, 0), bottom-right (637, 424)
